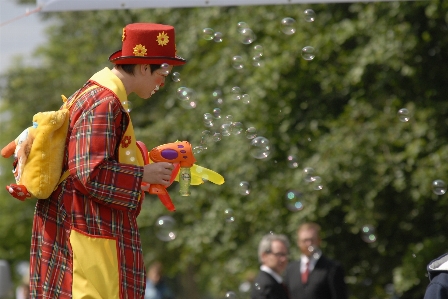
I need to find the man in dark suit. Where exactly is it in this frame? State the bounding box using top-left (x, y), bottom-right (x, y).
top-left (251, 233), bottom-right (291, 299)
top-left (284, 222), bottom-right (348, 299)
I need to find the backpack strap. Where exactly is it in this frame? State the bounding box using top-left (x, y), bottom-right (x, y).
top-left (55, 85), bottom-right (97, 189)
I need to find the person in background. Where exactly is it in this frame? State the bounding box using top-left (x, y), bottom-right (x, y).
top-left (284, 222), bottom-right (348, 299)
top-left (250, 233), bottom-right (290, 299)
top-left (423, 252), bottom-right (448, 299)
top-left (145, 261), bottom-right (175, 299)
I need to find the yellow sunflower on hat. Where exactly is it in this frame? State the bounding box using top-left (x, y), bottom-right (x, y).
top-left (156, 31), bottom-right (169, 46)
top-left (133, 44), bottom-right (147, 56)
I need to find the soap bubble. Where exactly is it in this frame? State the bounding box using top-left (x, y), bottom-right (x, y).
top-left (361, 225), bottom-right (377, 243)
top-left (239, 28), bottom-right (256, 44)
top-left (232, 56), bottom-right (245, 70)
top-left (398, 108), bottom-right (410, 122)
top-left (304, 9), bottom-right (316, 22)
top-left (225, 291), bottom-right (238, 299)
top-left (281, 17), bottom-right (296, 35)
top-left (432, 179), bottom-right (447, 195)
top-left (202, 28), bottom-right (214, 40)
top-left (303, 167), bottom-right (315, 182)
top-left (287, 155), bottom-right (299, 168)
top-left (302, 46), bottom-right (316, 61)
top-left (252, 56), bottom-right (264, 67)
top-left (231, 122), bottom-right (243, 135)
top-left (285, 190), bottom-right (304, 211)
top-left (203, 113), bottom-right (214, 127)
top-left (250, 136), bottom-right (271, 159)
top-left (176, 87), bottom-right (197, 109)
top-left (121, 101), bottom-right (132, 112)
top-left (253, 45), bottom-right (263, 56)
top-left (237, 21), bottom-right (250, 31)
top-left (239, 181), bottom-right (251, 195)
top-left (242, 94), bottom-right (251, 104)
top-left (224, 208), bottom-right (235, 223)
top-left (246, 127), bottom-right (257, 139)
top-left (212, 89), bottom-right (224, 105)
top-left (155, 216), bottom-right (177, 242)
top-left (159, 63), bottom-right (171, 75)
top-left (193, 146), bottom-right (205, 155)
top-left (221, 123), bottom-right (232, 136)
top-left (213, 132), bottom-right (222, 142)
top-left (310, 176), bottom-right (323, 190)
top-left (200, 130), bottom-right (212, 147)
top-left (213, 108), bottom-right (222, 118)
top-left (171, 72), bottom-right (181, 82)
top-left (213, 32), bottom-right (223, 43)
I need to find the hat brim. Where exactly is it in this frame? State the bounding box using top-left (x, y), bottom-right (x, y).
top-left (109, 50), bottom-right (186, 66)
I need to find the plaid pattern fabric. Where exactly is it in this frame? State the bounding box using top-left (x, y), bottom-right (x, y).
top-left (29, 79), bottom-right (146, 299)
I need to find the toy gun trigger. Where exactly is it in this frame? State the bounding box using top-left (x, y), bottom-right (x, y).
top-left (147, 163), bottom-right (180, 212)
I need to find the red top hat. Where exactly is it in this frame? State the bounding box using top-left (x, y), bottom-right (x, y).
top-left (109, 23), bottom-right (186, 65)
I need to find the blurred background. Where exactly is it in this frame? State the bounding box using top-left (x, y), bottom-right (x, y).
top-left (0, 0), bottom-right (447, 298)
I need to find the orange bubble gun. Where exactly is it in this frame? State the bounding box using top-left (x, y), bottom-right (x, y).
top-left (147, 141), bottom-right (196, 211)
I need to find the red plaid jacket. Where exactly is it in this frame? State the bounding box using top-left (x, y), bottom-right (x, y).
top-left (29, 69), bottom-right (146, 299)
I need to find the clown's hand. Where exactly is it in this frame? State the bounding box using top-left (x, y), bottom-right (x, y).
top-left (174, 164), bottom-right (224, 186)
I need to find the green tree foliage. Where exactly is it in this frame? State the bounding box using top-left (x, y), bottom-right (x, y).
top-left (0, 1), bottom-right (447, 298)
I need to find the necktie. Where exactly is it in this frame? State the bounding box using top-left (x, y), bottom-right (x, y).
top-left (301, 261), bottom-right (310, 284)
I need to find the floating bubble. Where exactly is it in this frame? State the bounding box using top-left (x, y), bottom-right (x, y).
top-left (213, 32), bottom-right (223, 43)
top-left (212, 89), bottom-right (224, 105)
top-left (239, 281), bottom-right (251, 293)
top-left (225, 291), bottom-right (238, 299)
top-left (310, 176), bottom-right (323, 190)
top-left (303, 167), bottom-right (315, 182)
top-left (246, 127), bottom-right (257, 139)
top-left (252, 56), bottom-right (264, 67)
top-left (203, 28), bottom-right (214, 40)
top-left (432, 179), bottom-right (447, 195)
top-left (361, 225), bottom-right (377, 243)
top-left (159, 63), bottom-right (171, 75)
top-left (203, 112), bottom-right (214, 126)
top-left (254, 282), bottom-right (261, 291)
top-left (213, 108), bottom-right (222, 118)
top-left (213, 132), bottom-right (222, 142)
top-left (232, 56), bottom-right (245, 70)
top-left (155, 216), bottom-right (177, 242)
top-left (201, 130), bottom-right (212, 147)
top-left (121, 101), bottom-right (132, 112)
top-left (193, 146), bottom-right (205, 155)
top-left (242, 94), bottom-right (251, 104)
top-left (253, 45), bottom-right (263, 55)
top-left (398, 108), bottom-right (410, 122)
top-left (239, 181), bottom-right (251, 195)
top-left (237, 21), bottom-right (250, 31)
top-left (231, 86), bottom-right (242, 94)
top-left (250, 136), bottom-right (271, 159)
top-left (281, 17), bottom-right (296, 35)
top-left (304, 9), bottom-right (316, 22)
top-left (302, 46), bottom-right (316, 61)
top-left (239, 28), bottom-right (256, 44)
top-left (308, 246), bottom-right (322, 259)
top-left (224, 208), bottom-right (235, 223)
top-left (231, 122), bottom-right (243, 135)
top-left (285, 190), bottom-right (304, 212)
top-left (221, 123), bottom-right (232, 136)
top-left (171, 72), bottom-right (181, 82)
top-left (225, 115), bottom-right (233, 123)
top-left (287, 155), bottom-right (299, 168)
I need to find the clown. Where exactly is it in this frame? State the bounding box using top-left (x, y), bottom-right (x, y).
top-left (29, 23), bottom-right (186, 299)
